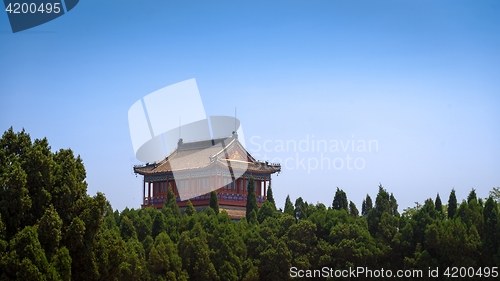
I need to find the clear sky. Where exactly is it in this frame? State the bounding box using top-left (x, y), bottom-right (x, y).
top-left (1, 0), bottom-right (499, 212)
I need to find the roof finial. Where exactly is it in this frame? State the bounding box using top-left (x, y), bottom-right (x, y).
top-left (232, 107), bottom-right (238, 139)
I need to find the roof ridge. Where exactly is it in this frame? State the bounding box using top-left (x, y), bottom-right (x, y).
top-left (212, 137), bottom-right (237, 159)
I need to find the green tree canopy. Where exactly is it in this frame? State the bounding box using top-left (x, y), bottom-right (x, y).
top-left (185, 200), bottom-right (197, 217)
top-left (361, 194), bottom-right (373, 217)
top-left (246, 177), bottom-right (258, 223)
top-left (448, 188), bottom-right (458, 219)
top-left (266, 183), bottom-right (275, 207)
top-left (284, 195), bottom-right (294, 217)
top-left (332, 187), bottom-right (348, 211)
top-left (434, 193), bottom-right (443, 213)
top-left (209, 191), bottom-right (219, 215)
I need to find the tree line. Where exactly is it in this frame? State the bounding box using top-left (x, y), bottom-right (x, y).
top-left (1, 128), bottom-right (499, 280)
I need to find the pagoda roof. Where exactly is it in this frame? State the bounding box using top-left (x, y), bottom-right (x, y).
top-left (133, 135), bottom-right (281, 175)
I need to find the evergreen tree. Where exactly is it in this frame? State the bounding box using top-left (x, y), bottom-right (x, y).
top-left (120, 216), bottom-right (137, 241)
top-left (248, 209), bottom-right (258, 224)
top-left (118, 239), bottom-right (149, 281)
top-left (349, 201), bottom-right (359, 217)
top-left (284, 195), bottom-right (294, 217)
top-left (149, 232), bottom-right (187, 280)
top-left (266, 184), bottom-right (275, 206)
top-left (294, 197), bottom-right (307, 221)
top-left (258, 200), bottom-right (276, 223)
top-left (448, 188), bottom-right (457, 219)
top-left (178, 225), bottom-right (218, 281)
top-left (134, 211), bottom-right (152, 242)
top-left (209, 191), bottom-right (219, 215)
top-left (258, 240), bottom-right (292, 281)
top-left (36, 204), bottom-right (62, 261)
top-left (361, 194), bottom-right (373, 217)
top-left (164, 184), bottom-right (182, 218)
top-left (0, 131), bottom-right (32, 239)
top-left (411, 198), bottom-right (438, 246)
top-left (5, 225), bottom-right (49, 280)
top-left (367, 184), bottom-right (399, 240)
top-left (389, 193), bottom-right (399, 216)
top-left (151, 212), bottom-right (165, 239)
top-left (467, 188), bottom-right (477, 204)
top-left (246, 177), bottom-right (258, 223)
top-left (374, 184), bottom-right (390, 215)
top-left (185, 200), bottom-right (197, 216)
top-left (332, 187), bottom-right (348, 211)
top-left (51, 246), bottom-right (71, 281)
top-left (434, 193), bottom-right (443, 213)
top-left (482, 197), bottom-right (499, 265)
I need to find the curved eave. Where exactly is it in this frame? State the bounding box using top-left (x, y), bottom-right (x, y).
top-left (134, 160), bottom-right (219, 175)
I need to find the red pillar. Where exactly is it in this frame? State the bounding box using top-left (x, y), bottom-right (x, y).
top-left (264, 180), bottom-right (267, 200)
top-left (148, 180), bottom-right (151, 205)
top-left (265, 176), bottom-right (269, 200)
top-left (264, 180), bottom-right (266, 198)
top-left (143, 179), bottom-right (146, 206)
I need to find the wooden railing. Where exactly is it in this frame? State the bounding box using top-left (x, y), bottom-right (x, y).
top-left (144, 194), bottom-right (264, 205)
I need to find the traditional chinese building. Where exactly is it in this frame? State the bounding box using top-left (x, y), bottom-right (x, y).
top-left (133, 133), bottom-right (281, 219)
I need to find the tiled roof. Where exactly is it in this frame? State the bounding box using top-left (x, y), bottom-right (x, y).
top-left (134, 135), bottom-right (281, 175)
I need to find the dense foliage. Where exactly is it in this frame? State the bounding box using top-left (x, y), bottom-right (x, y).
top-left (1, 128), bottom-right (499, 280)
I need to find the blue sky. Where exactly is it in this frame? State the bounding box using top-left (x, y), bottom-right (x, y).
top-left (1, 0), bottom-right (499, 211)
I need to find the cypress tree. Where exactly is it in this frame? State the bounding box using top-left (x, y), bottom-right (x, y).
top-left (362, 194), bottom-right (373, 217)
top-left (36, 205), bottom-right (62, 260)
top-left (248, 209), bottom-right (258, 224)
top-left (258, 200), bottom-right (276, 223)
top-left (332, 187), bottom-right (348, 211)
top-left (246, 177), bottom-right (258, 223)
top-left (284, 195), bottom-right (294, 217)
top-left (164, 184), bottom-right (181, 218)
top-left (435, 193), bottom-right (443, 213)
top-left (266, 184), bottom-right (275, 205)
top-left (389, 193), bottom-right (399, 216)
top-left (151, 212), bottom-right (165, 239)
top-left (467, 188), bottom-right (477, 204)
top-left (209, 191), bottom-right (219, 215)
top-left (119, 216), bottom-right (137, 241)
top-left (482, 197), bottom-right (499, 265)
top-left (448, 188), bottom-right (457, 219)
top-left (185, 200), bottom-right (196, 216)
top-left (374, 184), bottom-right (390, 215)
top-left (349, 201), bottom-right (359, 217)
